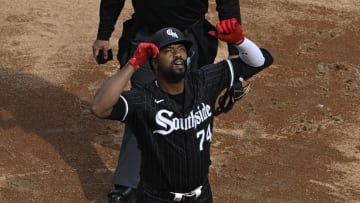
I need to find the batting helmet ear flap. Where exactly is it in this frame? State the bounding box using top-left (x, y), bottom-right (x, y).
top-left (186, 50), bottom-right (195, 70)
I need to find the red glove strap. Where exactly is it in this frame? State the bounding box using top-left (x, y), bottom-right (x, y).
top-left (128, 57), bottom-right (140, 71)
top-left (235, 37), bottom-right (245, 45)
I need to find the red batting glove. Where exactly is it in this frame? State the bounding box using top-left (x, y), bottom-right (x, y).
top-left (208, 18), bottom-right (245, 45)
top-left (128, 42), bottom-right (159, 71)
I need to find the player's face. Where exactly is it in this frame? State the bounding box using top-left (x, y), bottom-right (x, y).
top-left (156, 43), bottom-right (188, 83)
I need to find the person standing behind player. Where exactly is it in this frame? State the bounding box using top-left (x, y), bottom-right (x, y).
top-left (91, 19), bottom-right (273, 203)
top-left (92, 0), bottom-right (242, 202)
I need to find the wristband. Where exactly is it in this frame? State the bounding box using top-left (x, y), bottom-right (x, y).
top-left (235, 37), bottom-right (245, 46)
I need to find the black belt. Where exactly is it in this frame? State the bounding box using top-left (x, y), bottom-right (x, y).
top-left (140, 179), bottom-right (209, 202)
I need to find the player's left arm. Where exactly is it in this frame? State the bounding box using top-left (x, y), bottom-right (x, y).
top-left (208, 18), bottom-right (273, 78)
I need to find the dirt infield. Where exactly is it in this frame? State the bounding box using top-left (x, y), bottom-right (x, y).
top-left (1, 0), bottom-right (360, 202)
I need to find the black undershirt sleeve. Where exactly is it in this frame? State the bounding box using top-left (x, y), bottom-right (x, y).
top-left (97, 0), bottom-right (126, 40)
top-left (106, 97), bottom-right (127, 121)
top-left (231, 48), bottom-right (274, 80)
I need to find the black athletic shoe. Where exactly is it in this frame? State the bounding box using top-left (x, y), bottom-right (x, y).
top-left (108, 186), bottom-right (136, 203)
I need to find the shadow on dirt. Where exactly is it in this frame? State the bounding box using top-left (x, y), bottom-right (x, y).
top-left (0, 68), bottom-right (117, 201)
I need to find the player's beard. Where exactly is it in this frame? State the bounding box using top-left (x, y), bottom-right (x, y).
top-left (158, 58), bottom-right (187, 83)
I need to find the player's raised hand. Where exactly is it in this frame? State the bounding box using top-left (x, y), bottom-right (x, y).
top-left (128, 42), bottom-right (159, 71)
top-left (208, 18), bottom-right (244, 45)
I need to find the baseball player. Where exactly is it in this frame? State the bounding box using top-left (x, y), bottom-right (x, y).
top-left (91, 19), bottom-right (273, 202)
top-left (93, 1), bottom-right (242, 201)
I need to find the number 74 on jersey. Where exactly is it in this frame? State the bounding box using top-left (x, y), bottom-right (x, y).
top-left (196, 124), bottom-right (212, 151)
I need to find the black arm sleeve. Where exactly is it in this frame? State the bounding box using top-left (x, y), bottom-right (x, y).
top-left (97, 0), bottom-right (126, 40)
top-left (216, 0), bottom-right (241, 23)
top-left (215, 0), bottom-right (242, 56)
top-left (232, 48), bottom-right (274, 80)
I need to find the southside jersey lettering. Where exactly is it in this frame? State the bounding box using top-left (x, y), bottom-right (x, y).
top-left (154, 103), bottom-right (212, 135)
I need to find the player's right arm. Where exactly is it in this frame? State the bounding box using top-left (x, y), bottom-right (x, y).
top-left (92, 0), bottom-right (126, 61)
top-left (91, 43), bottom-right (159, 118)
